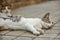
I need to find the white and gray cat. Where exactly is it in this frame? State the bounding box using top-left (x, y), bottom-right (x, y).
top-left (0, 12), bottom-right (53, 35)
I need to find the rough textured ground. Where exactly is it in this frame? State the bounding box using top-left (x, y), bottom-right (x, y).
top-left (0, 1), bottom-right (60, 40)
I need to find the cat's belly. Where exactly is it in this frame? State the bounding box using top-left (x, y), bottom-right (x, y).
top-left (8, 18), bottom-right (41, 29)
top-left (21, 18), bottom-right (41, 25)
top-left (3, 21), bottom-right (26, 30)
top-left (8, 24), bottom-right (26, 30)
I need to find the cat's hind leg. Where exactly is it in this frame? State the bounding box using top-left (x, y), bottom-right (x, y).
top-left (25, 23), bottom-right (40, 35)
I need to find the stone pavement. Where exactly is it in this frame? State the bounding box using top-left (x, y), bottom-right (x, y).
top-left (0, 1), bottom-right (60, 40)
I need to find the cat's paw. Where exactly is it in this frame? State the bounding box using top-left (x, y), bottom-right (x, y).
top-left (40, 30), bottom-right (45, 34)
top-left (33, 31), bottom-right (40, 35)
top-left (37, 29), bottom-right (45, 34)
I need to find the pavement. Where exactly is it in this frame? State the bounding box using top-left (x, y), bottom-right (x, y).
top-left (0, 1), bottom-right (60, 40)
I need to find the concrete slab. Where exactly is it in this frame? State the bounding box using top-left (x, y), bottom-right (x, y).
top-left (5, 31), bottom-right (25, 36)
top-left (34, 37), bottom-right (52, 40)
top-left (0, 31), bottom-right (9, 35)
top-left (14, 37), bottom-right (32, 40)
top-left (21, 32), bottom-right (36, 37)
top-left (45, 29), bottom-right (60, 34)
top-left (0, 36), bottom-right (16, 40)
top-left (38, 34), bottom-right (57, 38)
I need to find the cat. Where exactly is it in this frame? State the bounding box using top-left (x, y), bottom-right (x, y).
top-left (0, 12), bottom-right (53, 35)
top-left (0, 4), bottom-right (53, 35)
top-left (0, 5), bottom-right (12, 18)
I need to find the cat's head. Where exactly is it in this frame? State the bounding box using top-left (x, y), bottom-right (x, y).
top-left (1, 4), bottom-right (12, 17)
top-left (42, 12), bottom-right (53, 29)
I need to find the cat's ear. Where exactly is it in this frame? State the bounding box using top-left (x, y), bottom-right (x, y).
top-left (43, 12), bottom-right (50, 20)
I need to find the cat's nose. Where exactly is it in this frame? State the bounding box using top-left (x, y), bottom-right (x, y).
top-left (5, 11), bottom-right (8, 13)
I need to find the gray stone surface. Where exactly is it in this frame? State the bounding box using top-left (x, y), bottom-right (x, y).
top-left (56, 35), bottom-right (60, 38)
top-left (34, 37), bottom-right (52, 40)
top-left (5, 31), bottom-right (25, 36)
top-left (0, 36), bottom-right (16, 40)
top-left (45, 29), bottom-right (60, 34)
top-left (38, 34), bottom-right (57, 38)
top-left (0, 31), bottom-right (9, 35)
top-left (14, 37), bottom-right (32, 40)
top-left (54, 39), bottom-right (60, 40)
top-left (21, 32), bottom-right (36, 37)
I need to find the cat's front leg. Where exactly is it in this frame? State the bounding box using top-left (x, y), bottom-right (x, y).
top-left (34, 24), bottom-right (45, 34)
top-left (37, 28), bottom-right (45, 34)
top-left (25, 23), bottom-right (40, 35)
top-left (35, 27), bottom-right (45, 34)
